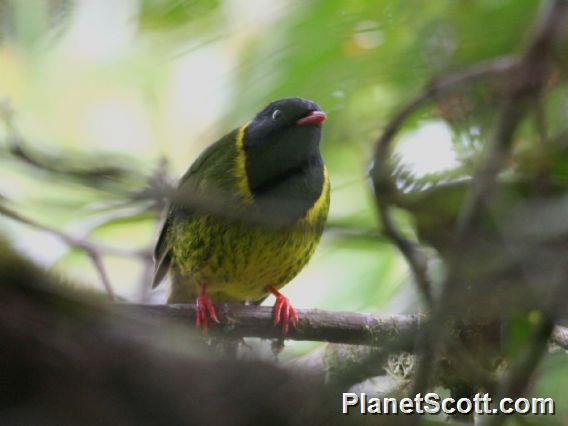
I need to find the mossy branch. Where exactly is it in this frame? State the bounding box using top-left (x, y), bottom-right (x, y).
top-left (118, 303), bottom-right (568, 352)
top-left (119, 303), bottom-right (419, 347)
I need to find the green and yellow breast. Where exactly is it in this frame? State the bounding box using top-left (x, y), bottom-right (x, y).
top-left (168, 169), bottom-right (329, 303)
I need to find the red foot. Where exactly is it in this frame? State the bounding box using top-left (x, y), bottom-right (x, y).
top-left (195, 284), bottom-right (219, 335)
top-left (269, 286), bottom-right (299, 335)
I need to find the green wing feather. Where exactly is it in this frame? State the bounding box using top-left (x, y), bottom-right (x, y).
top-left (152, 215), bottom-right (173, 288)
top-left (152, 130), bottom-right (238, 288)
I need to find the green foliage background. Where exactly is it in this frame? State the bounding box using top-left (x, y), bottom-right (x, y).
top-left (0, 1), bottom-right (567, 421)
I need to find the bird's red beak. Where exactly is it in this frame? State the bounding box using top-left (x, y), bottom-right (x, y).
top-left (296, 110), bottom-right (327, 126)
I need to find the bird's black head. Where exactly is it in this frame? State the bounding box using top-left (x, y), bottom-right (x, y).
top-left (243, 97), bottom-right (326, 193)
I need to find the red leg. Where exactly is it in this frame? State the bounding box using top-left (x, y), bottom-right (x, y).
top-left (195, 283), bottom-right (219, 335)
top-left (268, 286), bottom-right (299, 335)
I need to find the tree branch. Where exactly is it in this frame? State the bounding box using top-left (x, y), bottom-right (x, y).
top-left (120, 303), bottom-right (420, 347)
top-left (0, 203), bottom-right (155, 300)
top-left (371, 57), bottom-right (518, 307)
top-left (455, 0), bottom-right (568, 241)
top-left (117, 303), bottom-right (568, 352)
top-left (369, 0), bottom-right (568, 402)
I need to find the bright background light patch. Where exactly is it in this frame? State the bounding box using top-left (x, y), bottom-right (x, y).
top-left (395, 121), bottom-right (459, 176)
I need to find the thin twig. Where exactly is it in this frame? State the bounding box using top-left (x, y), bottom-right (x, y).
top-left (88, 252), bottom-right (116, 301)
top-left (0, 203), bottom-right (148, 259)
top-left (0, 203), bottom-right (148, 300)
top-left (377, 203), bottom-right (432, 306)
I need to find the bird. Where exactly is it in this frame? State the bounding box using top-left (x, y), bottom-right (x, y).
top-left (152, 97), bottom-right (330, 334)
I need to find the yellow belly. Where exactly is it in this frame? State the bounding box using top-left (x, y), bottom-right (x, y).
top-left (167, 215), bottom-right (323, 303)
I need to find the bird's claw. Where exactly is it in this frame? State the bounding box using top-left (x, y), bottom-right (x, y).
top-left (270, 287), bottom-right (298, 335)
top-left (196, 291), bottom-right (219, 335)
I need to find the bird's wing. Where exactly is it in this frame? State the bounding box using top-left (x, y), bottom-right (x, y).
top-left (151, 130), bottom-right (238, 288)
top-left (152, 214), bottom-right (173, 289)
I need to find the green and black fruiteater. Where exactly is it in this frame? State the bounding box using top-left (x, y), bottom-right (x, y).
top-left (153, 97), bottom-right (330, 333)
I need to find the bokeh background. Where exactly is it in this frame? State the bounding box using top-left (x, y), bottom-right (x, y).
top-left (1, 0), bottom-right (567, 419)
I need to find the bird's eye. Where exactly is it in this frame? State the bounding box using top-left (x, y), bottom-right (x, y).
top-left (272, 109), bottom-right (282, 120)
